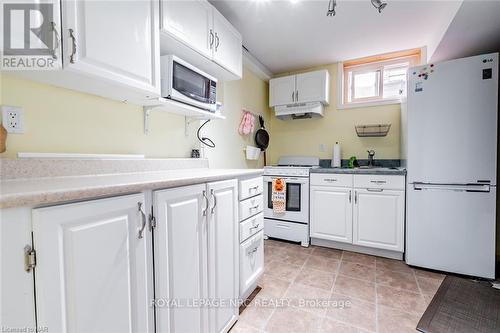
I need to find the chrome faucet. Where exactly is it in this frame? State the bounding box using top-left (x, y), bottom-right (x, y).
top-left (367, 150), bottom-right (376, 167)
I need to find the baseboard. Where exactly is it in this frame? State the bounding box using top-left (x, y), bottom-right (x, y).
top-left (311, 238), bottom-right (403, 260)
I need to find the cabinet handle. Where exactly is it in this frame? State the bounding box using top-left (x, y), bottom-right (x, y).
top-left (250, 223), bottom-right (260, 230)
top-left (51, 21), bottom-right (60, 60)
top-left (202, 190), bottom-right (209, 216)
top-left (215, 32), bottom-right (220, 51)
top-left (349, 190), bottom-right (352, 203)
top-left (292, 91), bottom-right (295, 102)
top-left (296, 90), bottom-right (299, 101)
top-left (69, 28), bottom-right (77, 63)
top-left (209, 29), bottom-right (214, 48)
top-left (247, 246), bottom-right (259, 255)
top-left (367, 188), bottom-right (384, 192)
top-left (354, 191), bottom-right (358, 204)
top-left (210, 189), bottom-right (217, 214)
top-left (138, 202), bottom-right (147, 239)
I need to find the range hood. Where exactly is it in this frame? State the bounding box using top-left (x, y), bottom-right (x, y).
top-left (274, 102), bottom-right (324, 120)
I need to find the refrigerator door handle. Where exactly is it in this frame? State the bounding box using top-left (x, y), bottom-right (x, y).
top-left (413, 182), bottom-right (491, 193)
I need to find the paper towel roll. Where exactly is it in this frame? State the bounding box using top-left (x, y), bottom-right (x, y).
top-left (332, 142), bottom-right (341, 168)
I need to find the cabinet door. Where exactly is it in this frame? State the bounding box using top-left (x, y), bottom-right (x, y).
top-left (269, 75), bottom-right (296, 106)
top-left (240, 230), bottom-right (264, 297)
top-left (62, 0), bottom-right (160, 97)
top-left (296, 70), bottom-right (329, 104)
top-left (154, 184), bottom-right (209, 333)
top-left (212, 8), bottom-right (242, 78)
top-left (207, 180), bottom-right (239, 333)
top-left (32, 194), bottom-right (152, 332)
top-left (161, 0), bottom-right (213, 59)
top-left (310, 186), bottom-right (353, 243)
top-left (353, 189), bottom-right (404, 251)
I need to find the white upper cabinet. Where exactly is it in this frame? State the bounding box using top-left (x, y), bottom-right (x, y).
top-left (353, 189), bottom-right (405, 252)
top-left (296, 70), bottom-right (330, 104)
top-left (212, 10), bottom-right (243, 78)
top-left (32, 194), bottom-right (152, 332)
top-left (269, 70), bottom-right (330, 107)
top-left (160, 0), bottom-right (243, 81)
top-left (269, 76), bottom-right (296, 106)
top-left (310, 186), bottom-right (353, 244)
top-left (161, 0), bottom-right (213, 59)
top-left (62, 0), bottom-right (160, 98)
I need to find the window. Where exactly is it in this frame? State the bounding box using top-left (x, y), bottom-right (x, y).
top-left (342, 49), bottom-right (421, 107)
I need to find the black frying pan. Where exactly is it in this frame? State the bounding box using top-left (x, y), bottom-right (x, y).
top-left (254, 115), bottom-right (269, 165)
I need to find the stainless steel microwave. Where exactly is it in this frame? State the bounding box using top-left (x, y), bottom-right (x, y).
top-left (160, 55), bottom-right (217, 112)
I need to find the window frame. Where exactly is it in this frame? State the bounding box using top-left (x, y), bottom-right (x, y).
top-left (338, 49), bottom-right (423, 110)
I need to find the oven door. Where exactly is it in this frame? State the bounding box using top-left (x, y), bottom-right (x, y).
top-left (170, 59), bottom-right (217, 111)
top-left (263, 176), bottom-right (309, 224)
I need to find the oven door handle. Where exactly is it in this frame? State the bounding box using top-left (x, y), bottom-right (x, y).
top-left (264, 177), bottom-right (309, 185)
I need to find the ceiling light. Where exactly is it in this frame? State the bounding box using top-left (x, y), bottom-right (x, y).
top-left (371, 0), bottom-right (387, 13)
top-left (327, 0), bottom-right (336, 16)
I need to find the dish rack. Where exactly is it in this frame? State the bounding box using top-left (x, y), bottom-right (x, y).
top-left (355, 124), bottom-right (391, 137)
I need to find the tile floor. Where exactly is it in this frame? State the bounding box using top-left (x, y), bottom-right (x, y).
top-left (232, 239), bottom-right (446, 333)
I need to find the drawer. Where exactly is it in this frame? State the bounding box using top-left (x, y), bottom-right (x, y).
top-left (240, 230), bottom-right (264, 297)
top-left (310, 173), bottom-right (353, 187)
top-left (354, 174), bottom-right (405, 190)
top-left (239, 177), bottom-right (263, 200)
top-left (240, 212), bottom-right (264, 243)
top-left (239, 194), bottom-right (263, 221)
top-left (264, 218), bottom-right (309, 244)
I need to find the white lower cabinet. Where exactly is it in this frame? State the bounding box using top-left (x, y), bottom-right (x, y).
top-left (310, 186), bottom-right (352, 243)
top-left (240, 230), bottom-right (264, 295)
top-left (238, 176), bottom-right (264, 299)
top-left (353, 189), bottom-right (405, 252)
top-left (32, 194), bottom-right (152, 332)
top-left (3, 177), bottom-right (246, 332)
top-left (154, 180), bottom-right (238, 333)
top-left (310, 173), bottom-right (405, 254)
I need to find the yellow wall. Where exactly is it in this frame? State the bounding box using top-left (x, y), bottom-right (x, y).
top-left (203, 67), bottom-right (270, 169)
top-left (266, 64), bottom-right (401, 165)
top-left (0, 67), bottom-right (270, 168)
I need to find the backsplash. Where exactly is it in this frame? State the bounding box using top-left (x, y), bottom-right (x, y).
top-left (319, 159), bottom-right (402, 168)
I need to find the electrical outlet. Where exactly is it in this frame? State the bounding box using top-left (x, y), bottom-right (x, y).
top-left (1, 106), bottom-right (24, 133)
top-left (319, 143), bottom-right (326, 152)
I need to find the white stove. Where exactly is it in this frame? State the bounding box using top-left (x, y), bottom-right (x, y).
top-left (263, 156), bottom-right (320, 247)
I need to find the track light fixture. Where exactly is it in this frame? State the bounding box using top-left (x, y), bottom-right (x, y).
top-left (371, 0), bottom-right (387, 13)
top-left (327, 0), bottom-right (387, 17)
top-left (327, 0), bottom-right (336, 16)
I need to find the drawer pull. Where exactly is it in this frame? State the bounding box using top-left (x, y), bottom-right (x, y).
top-left (247, 246), bottom-right (259, 255)
top-left (370, 180), bottom-right (387, 184)
top-left (250, 185), bottom-right (260, 190)
top-left (250, 223), bottom-right (260, 230)
top-left (324, 178), bottom-right (338, 182)
top-left (367, 188), bottom-right (384, 192)
top-left (250, 205), bottom-right (260, 210)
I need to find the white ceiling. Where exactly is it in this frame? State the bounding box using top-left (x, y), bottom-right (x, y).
top-left (430, 1), bottom-right (500, 63)
top-left (210, 0), bottom-right (462, 74)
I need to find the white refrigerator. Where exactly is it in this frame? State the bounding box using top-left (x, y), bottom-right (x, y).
top-left (403, 53), bottom-right (498, 279)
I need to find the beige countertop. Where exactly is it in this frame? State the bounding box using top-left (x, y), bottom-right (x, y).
top-left (0, 168), bottom-right (263, 209)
